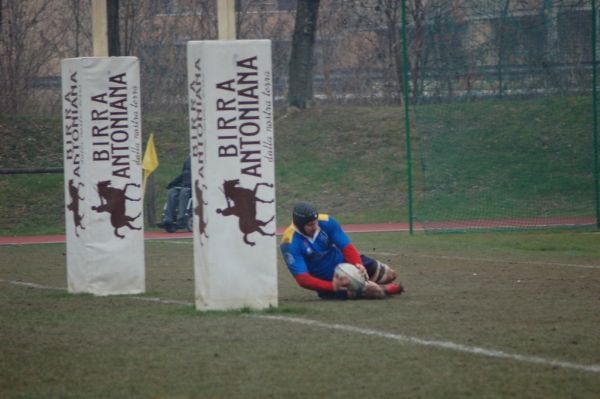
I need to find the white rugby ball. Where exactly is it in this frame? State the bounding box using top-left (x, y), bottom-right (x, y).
top-left (334, 263), bottom-right (367, 293)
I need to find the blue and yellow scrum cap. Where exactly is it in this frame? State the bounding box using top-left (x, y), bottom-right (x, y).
top-left (292, 202), bottom-right (318, 232)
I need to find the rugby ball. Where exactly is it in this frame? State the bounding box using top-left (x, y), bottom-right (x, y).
top-left (334, 263), bottom-right (367, 293)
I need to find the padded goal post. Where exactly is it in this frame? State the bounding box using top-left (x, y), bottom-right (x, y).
top-left (61, 57), bottom-right (145, 295)
top-left (187, 40), bottom-right (278, 311)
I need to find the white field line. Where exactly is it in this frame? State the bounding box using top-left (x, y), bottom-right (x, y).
top-left (126, 296), bottom-right (192, 306)
top-left (158, 240), bottom-right (193, 245)
top-left (156, 242), bottom-right (600, 270)
top-left (3, 279), bottom-right (65, 290)
top-left (255, 315), bottom-right (600, 374)
top-left (0, 279), bottom-right (194, 305)
top-left (2, 278), bottom-right (600, 374)
top-left (366, 252), bottom-right (600, 270)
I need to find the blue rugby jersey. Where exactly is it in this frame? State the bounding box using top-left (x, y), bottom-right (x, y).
top-left (280, 214), bottom-right (351, 281)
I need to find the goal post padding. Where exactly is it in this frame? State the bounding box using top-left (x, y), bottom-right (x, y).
top-left (61, 57), bottom-right (145, 295)
top-left (187, 40), bottom-right (277, 311)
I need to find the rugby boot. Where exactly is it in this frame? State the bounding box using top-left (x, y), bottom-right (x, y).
top-left (383, 282), bottom-right (404, 296)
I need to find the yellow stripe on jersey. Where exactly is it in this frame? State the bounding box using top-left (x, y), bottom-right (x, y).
top-left (318, 213), bottom-right (329, 221)
top-left (281, 224), bottom-right (296, 244)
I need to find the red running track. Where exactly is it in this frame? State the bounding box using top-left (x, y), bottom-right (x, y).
top-left (0, 216), bottom-right (595, 246)
top-left (0, 223), bottom-right (414, 246)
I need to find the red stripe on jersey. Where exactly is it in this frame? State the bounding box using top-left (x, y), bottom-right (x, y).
top-left (295, 273), bottom-right (334, 292)
top-left (341, 243), bottom-right (362, 265)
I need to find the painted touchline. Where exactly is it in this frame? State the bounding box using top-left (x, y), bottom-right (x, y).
top-left (2, 278), bottom-right (599, 375)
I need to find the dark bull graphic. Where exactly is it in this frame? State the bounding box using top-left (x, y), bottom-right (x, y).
top-left (194, 180), bottom-right (208, 238)
top-left (67, 179), bottom-right (85, 237)
top-left (216, 179), bottom-right (275, 247)
top-left (92, 180), bottom-right (142, 239)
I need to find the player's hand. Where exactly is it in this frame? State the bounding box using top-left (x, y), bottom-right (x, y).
top-left (355, 263), bottom-right (369, 281)
top-left (332, 274), bottom-right (350, 292)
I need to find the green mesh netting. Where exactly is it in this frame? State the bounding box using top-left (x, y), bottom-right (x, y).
top-left (410, 0), bottom-right (598, 231)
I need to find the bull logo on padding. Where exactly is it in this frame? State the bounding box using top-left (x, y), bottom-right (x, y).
top-left (194, 180), bottom-right (209, 239)
top-left (216, 179), bottom-right (275, 247)
top-left (67, 179), bottom-right (85, 237)
top-left (92, 180), bottom-right (142, 239)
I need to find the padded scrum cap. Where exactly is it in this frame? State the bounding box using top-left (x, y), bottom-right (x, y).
top-left (293, 202), bottom-right (318, 232)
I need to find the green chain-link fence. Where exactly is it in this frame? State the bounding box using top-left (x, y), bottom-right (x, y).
top-left (404, 0), bottom-right (599, 232)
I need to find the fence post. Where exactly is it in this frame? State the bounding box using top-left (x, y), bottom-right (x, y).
top-left (593, 0), bottom-right (600, 228)
top-left (401, 0), bottom-right (414, 234)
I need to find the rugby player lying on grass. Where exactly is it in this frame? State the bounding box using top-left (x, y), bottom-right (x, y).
top-left (280, 202), bottom-right (404, 299)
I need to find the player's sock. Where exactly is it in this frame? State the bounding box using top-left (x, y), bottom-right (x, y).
top-left (383, 282), bottom-right (404, 296)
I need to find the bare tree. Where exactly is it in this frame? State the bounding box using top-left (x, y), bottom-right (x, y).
top-left (288, 0), bottom-right (321, 108)
top-left (341, 0), bottom-right (465, 103)
top-left (377, 0), bottom-right (438, 102)
top-left (0, 0), bottom-right (68, 114)
top-left (237, 0), bottom-right (293, 40)
top-left (68, 0), bottom-right (85, 57)
top-left (236, 1), bottom-right (295, 100)
top-left (52, 1), bottom-right (92, 59)
top-left (332, 0), bottom-right (406, 102)
top-left (118, 0), bottom-right (217, 113)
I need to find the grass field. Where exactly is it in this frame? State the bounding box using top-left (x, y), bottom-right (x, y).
top-left (1, 95), bottom-right (597, 235)
top-left (1, 94), bottom-right (599, 397)
top-left (414, 96), bottom-right (596, 221)
top-left (2, 230), bottom-right (599, 398)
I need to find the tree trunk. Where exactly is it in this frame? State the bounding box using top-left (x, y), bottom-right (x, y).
top-left (497, 0), bottom-right (511, 98)
top-left (107, 0), bottom-right (120, 56)
top-left (288, 0), bottom-right (320, 108)
top-left (409, 0), bottom-right (426, 102)
top-left (382, 1), bottom-right (403, 104)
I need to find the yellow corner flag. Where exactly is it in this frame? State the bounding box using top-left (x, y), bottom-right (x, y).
top-left (142, 133), bottom-right (159, 194)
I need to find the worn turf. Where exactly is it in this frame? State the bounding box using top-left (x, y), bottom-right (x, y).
top-left (1, 230), bottom-right (599, 398)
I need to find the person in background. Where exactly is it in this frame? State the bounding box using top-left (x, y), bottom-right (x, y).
top-left (157, 156), bottom-right (191, 230)
top-left (280, 202), bottom-right (404, 299)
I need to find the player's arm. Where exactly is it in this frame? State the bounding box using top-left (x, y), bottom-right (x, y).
top-left (341, 243), bottom-right (368, 280)
top-left (327, 216), bottom-right (368, 279)
top-left (283, 249), bottom-right (337, 292)
top-left (295, 273), bottom-right (349, 292)
top-left (341, 243), bottom-right (361, 265)
top-left (294, 272), bottom-right (334, 292)
top-left (280, 239), bottom-right (344, 292)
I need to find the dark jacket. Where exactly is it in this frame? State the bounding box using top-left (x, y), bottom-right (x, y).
top-left (166, 157), bottom-right (191, 189)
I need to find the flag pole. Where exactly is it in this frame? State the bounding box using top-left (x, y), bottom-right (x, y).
top-left (142, 133), bottom-right (159, 225)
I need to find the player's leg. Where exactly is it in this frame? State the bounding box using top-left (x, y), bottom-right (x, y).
top-left (318, 282), bottom-right (384, 300)
top-left (176, 187), bottom-right (192, 226)
top-left (360, 255), bottom-right (397, 284)
top-left (360, 255), bottom-right (403, 296)
top-left (158, 187), bottom-right (180, 227)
